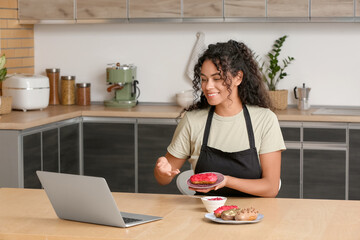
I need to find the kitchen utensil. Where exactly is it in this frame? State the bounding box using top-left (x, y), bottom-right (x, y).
top-left (2, 74), bottom-right (49, 112)
top-left (294, 83), bottom-right (311, 110)
top-left (104, 63), bottom-right (140, 108)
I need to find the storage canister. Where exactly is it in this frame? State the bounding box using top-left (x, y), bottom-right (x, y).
top-left (76, 83), bottom-right (91, 106)
top-left (46, 68), bottom-right (60, 105)
top-left (61, 75), bottom-right (75, 105)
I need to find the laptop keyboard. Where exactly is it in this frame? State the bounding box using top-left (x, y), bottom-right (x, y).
top-left (123, 217), bottom-right (142, 224)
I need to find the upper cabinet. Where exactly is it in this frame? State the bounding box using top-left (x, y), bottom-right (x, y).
top-left (311, 0), bottom-right (354, 17)
top-left (129, 0), bottom-right (181, 19)
top-left (77, 0), bottom-right (127, 20)
top-left (183, 0), bottom-right (222, 18)
top-left (357, 0), bottom-right (360, 17)
top-left (224, 0), bottom-right (266, 18)
top-left (267, 0), bottom-right (309, 18)
top-left (18, 0), bottom-right (75, 23)
top-left (18, 0), bottom-right (360, 23)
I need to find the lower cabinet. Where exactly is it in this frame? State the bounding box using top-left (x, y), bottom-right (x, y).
top-left (3, 117), bottom-right (360, 200)
top-left (60, 124), bottom-right (80, 174)
top-left (349, 127), bottom-right (360, 200)
top-left (83, 118), bottom-right (189, 194)
top-left (83, 119), bottom-right (136, 193)
top-left (303, 149), bottom-right (346, 200)
top-left (23, 119), bottom-right (81, 188)
top-left (279, 123), bottom-right (301, 198)
top-left (23, 132), bottom-right (42, 188)
top-left (138, 119), bottom-right (191, 194)
top-left (277, 148), bottom-right (301, 198)
top-left (279, 122), bottom-right (348, 200)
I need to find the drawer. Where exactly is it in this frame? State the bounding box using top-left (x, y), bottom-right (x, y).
top-left (303, 122), bottom-right (347, 143)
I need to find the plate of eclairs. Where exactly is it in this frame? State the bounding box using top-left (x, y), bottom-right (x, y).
top-left (205, 205), bottom-right (264, 224)
top-left (187, 172), bottom-right (224, 189)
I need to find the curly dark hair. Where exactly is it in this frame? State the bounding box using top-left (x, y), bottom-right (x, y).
top-left (184, 40), bottom-right (271, 112)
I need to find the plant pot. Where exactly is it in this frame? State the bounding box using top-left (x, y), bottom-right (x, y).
top-left (268, 90), bottom-right (288, 110)
top-left (0, 96), bottom-right (12, 115)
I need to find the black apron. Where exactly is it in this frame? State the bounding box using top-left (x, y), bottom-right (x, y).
top-left (194, 105), bottom-right (262, 197)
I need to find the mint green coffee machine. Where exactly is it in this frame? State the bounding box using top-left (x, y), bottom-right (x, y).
top-left (104, 63), bottom-right (140, 108)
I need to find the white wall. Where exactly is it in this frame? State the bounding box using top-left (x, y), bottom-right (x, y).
top-left (34, 22), bottom-right (360, 106)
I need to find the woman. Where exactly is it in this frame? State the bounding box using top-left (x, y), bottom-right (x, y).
top-left (154, 40), bottom-right (286, 197)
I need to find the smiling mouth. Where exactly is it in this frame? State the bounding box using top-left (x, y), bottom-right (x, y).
top-left (207, 93), bottom-right (218, 97)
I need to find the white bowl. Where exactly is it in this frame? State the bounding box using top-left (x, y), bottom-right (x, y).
top-left (176, 96), bottom-right (193, 108)
top-left (176, 90), bottom-right (194, 108)
top-left (201, 196), bottom-right (227, 213)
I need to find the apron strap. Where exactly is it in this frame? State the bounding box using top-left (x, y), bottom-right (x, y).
top-left (243, 105), bottom-right (256, 149)
top-left (202, 105), bottom-right (256, 149)
top-left (202, 106), bottom-right (215, 146)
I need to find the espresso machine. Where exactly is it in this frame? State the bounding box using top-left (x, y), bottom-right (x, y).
top-left (104, 63), bottom-right (140, 108)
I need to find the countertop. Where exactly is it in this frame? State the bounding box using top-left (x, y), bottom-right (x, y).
top-left (1, 104), bottom-right (360, 130)
top-left (1, 188), bottom-right (359, 240)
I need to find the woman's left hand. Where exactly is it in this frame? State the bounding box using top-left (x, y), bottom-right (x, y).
top-left (189, 176), bottom-right (227, 193)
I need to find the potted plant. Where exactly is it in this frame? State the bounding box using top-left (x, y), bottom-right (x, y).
top-left (258, 35), bottom-right (294, 110)
top-left (0, 54), bottom-right (12, 115)
top-left (0, 54), bottom-right (6, 82)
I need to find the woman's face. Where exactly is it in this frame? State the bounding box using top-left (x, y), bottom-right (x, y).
top-left (200, 59), bottom-right (242, 107)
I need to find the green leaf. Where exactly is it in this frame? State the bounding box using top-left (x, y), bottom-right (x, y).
top-left (253, 35), bottom-right (294, 90)
top-left (0, 68), bottom-right (7, 82)
top-left (0, 54), bottom-right (6, 69)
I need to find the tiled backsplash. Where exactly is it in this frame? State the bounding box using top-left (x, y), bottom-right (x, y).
top-left (0, 0), bottom-right (34, 76)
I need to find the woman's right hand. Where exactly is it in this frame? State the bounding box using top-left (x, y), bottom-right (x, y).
top-left (155, 156), bottom-right (180, 177)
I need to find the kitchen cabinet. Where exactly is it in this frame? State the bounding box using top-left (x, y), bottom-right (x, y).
top-left (23, 121), bottom-right (80, 188)
top-left (267, 0), bottom-right (309, 18)
top-left (23, 132), bottom-right (42, 188)
top-left (3, 113), bottom-right (359, 199)
top-left (17, 0), bottom-right (360, 23)
top-left (83, 118), bottom-right (136, 192)
top-left (302, 123), bottom-right (348, 200)
top-left (278, 149), bottom-right (301, 198)
top-left (183, 0), bottom-right (222, 18)
top-left (77, 0), bottom-right (127, 21)
top-left (303, 149), bottom-right (346, 199)
top-left (137, 119), bottom-right (191, 194)
top-left (349, 125), bottom-right (360, 200)
top-left (129, 0), bottom-right (181, 19)
top-left (224, 0), bottom-right (265, 18)
top-left (83, 117), bottom-right (187, 194)
top-left (18, 0), bottom-right (75, 23)
top-left (311, 0), bottom-right (354, 18)
top-left (278, 122), bottom-right (302, 198)
top-left (278, 122), bottom-right (348, 200)
top-left (0, 119), bottom-right (81, 189)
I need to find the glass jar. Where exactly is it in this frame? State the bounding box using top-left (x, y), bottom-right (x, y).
top-left (61, 76), bottom-right (76, 105)
top-left (76, 83), bottom-right (91, 106)
top-left (46, 68), bottom-right (60, 105)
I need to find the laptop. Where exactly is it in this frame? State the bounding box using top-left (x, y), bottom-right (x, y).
top-left (36, 171), bottom-right (162, 228)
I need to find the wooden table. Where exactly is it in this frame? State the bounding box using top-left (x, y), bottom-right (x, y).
top-left (0, 188), bottom-right (359, 240)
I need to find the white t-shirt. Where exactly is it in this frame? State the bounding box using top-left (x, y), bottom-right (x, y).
top-left (167, 105), bottom-right (286, 170)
